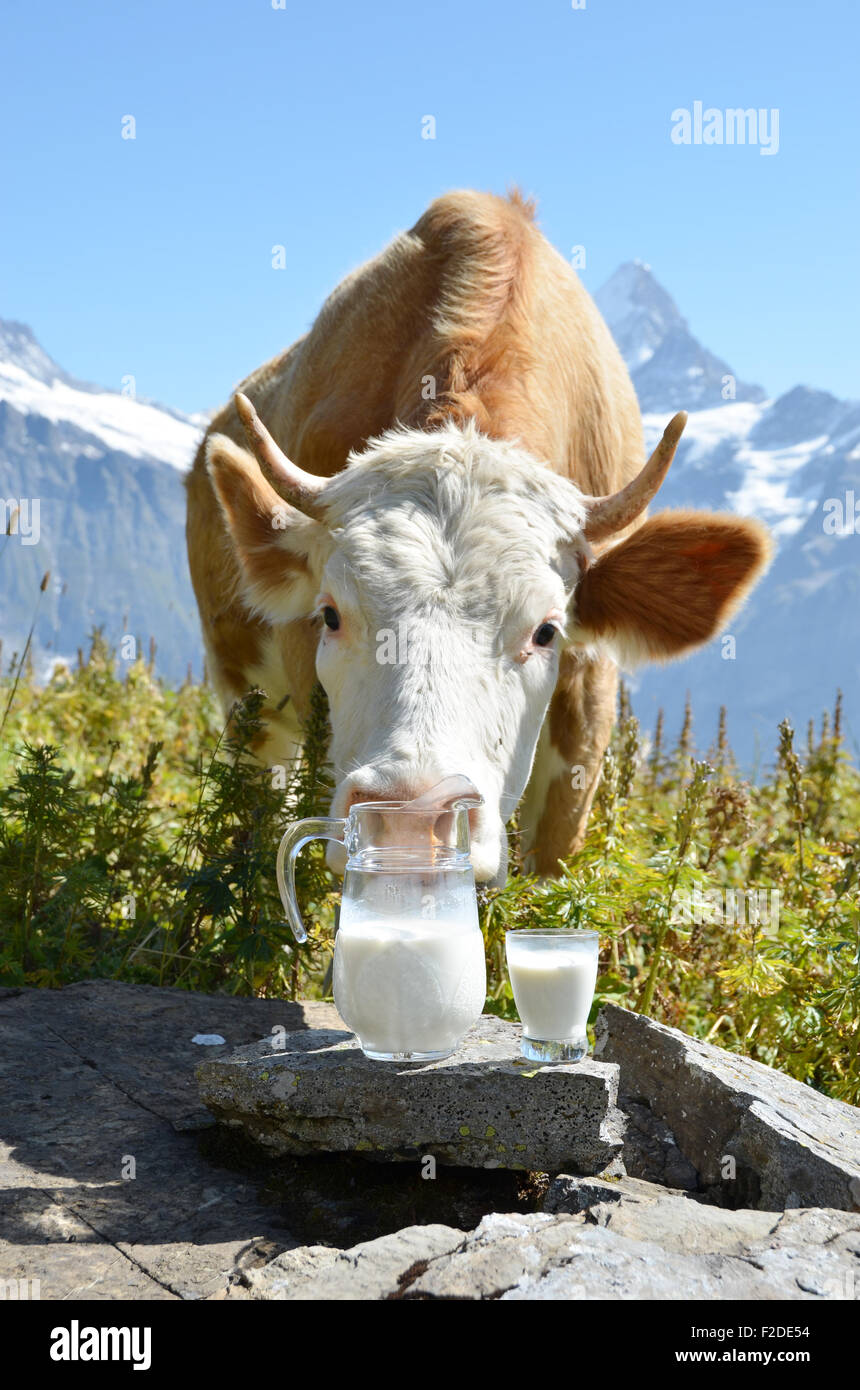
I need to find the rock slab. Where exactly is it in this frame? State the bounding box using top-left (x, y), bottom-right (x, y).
top-left (244, 1224), bottom-right (468, 1301)
top-left (247, 1178), bottom-right (860, 1301)
top-left (196, 1014), bottom-right (624, 1174)
top-left (595, 1003), bottom-right (860, 1212)
top-left (0, 980), bottom-right (343, 1300)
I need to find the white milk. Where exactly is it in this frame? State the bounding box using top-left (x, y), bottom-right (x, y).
top-left (333, 918), bottom-right (487, 1056)
top-left (507, 944), bottom-right (597, 1040)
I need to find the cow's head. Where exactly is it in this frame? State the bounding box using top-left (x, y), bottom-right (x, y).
top-left (207, 395), bottom-right (769, 882)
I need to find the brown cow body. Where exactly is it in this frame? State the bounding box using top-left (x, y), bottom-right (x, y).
top-left (186, 191), bottom-right (765, 874)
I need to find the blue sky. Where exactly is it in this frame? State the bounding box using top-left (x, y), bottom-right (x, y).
top-left (2, 0), bottom-right (857, 413)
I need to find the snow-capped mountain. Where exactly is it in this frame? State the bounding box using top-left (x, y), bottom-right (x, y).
top-left (600, 266), bottom-right (860, 768)
top-left (0, 321), bottom-right (203, 468)
top-left (0, 320), bottom-right (204, 681)
top-left (1, 278), bottom-right (857, 771)
top-left (596, 261), bottom-right (766, 413)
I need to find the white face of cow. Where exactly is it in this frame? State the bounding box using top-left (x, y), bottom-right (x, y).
top-left (210, 419), bottom-right (590, 883)
top-left (312, 424), bottom-right (590, 881)
top-left (208, 404), bottom-right (769, 884)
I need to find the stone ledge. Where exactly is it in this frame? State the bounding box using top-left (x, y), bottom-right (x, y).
top-left (244, 1191), bottom-right (860, 1301)
top-left (196, 1014), bottom-right (624, 1174)
top-left (595, 1003), bottom-right (860, 1212)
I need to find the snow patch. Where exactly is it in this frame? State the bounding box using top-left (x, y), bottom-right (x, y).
top-left (0, 360), bottom-right (202, 471)
top-left (642, 401), bottom-right (765, 461)
top-left (728, 435), bottom-right (830, 535)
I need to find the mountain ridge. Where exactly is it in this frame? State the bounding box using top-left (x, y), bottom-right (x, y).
top-left (1, 270), bottom-right (857, 769)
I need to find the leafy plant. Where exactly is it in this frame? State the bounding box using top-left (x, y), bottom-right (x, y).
top-left (1, 632), bottom-right (857, 1102)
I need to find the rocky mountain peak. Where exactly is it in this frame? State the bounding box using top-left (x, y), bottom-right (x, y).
top-left (0, 317), bottom-right (70, 387)
top-left (595, 262), bottom-right (766, 413)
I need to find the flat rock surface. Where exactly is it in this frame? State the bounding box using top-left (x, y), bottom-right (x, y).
top-left (0, 981), bottom-right (342, 1299)
top-left (0, 982), bottom-right (548, 1301)
top-left (595, 1003), bottom-right (860, 1212)
top-left (247, 1178), bottom-right (860, 1301)
top-left (6, 980), bottom-right (859, 1301)
top-left (196, 1015), bottom-right (624, 1174)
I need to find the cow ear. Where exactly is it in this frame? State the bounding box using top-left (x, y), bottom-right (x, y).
top-left (569, 510), bottom-right (771, 665)
top-left (206, 434), bottom-right (327, 621)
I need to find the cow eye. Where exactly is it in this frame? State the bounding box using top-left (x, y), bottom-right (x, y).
top-left (533, 622), bottom-right (557, 647)
top-left (322, 606), bottom-right (340, 631)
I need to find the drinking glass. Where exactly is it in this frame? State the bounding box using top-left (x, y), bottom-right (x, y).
top-left (505, 929), bottom-right (599, 1062)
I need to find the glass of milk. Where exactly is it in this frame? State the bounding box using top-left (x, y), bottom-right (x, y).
top-left (505, 930), bottom-right (599, 1063)
top-left (276, 783), bottom-right (487, 1061)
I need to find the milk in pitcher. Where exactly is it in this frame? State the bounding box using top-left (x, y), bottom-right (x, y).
top-left (333, 915), bottom-right (486, 1058)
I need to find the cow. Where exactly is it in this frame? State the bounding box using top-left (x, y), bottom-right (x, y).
top-left (186, 190), bottom-right (769, 883)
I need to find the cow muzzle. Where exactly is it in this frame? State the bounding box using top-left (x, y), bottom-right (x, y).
top-left (326, 772), bottom-right (506, 884)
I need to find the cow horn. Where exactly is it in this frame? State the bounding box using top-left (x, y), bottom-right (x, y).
top-left (234, 392), bottom-right (328, 517)
top-left (583, 412), bottom-right (687, 543)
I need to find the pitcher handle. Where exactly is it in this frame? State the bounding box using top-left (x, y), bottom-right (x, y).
top-left (276, 817), bottom-right (347, 945)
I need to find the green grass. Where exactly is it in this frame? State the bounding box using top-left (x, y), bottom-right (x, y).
top-left (1, 630), bottom-right (857, 1103)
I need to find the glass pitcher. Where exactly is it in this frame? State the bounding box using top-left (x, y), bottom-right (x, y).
top-left (276, 782), bottom-right (487, 1061)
